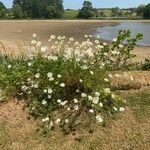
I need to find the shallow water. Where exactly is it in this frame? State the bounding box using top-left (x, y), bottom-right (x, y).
top-left (95, 22), bottom-right (150, 46)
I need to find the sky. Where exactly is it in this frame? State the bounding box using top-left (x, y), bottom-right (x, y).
top-left (1, 0), bottom-right (150, 9)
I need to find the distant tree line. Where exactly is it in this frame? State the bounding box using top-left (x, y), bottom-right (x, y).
top-left (0, 0), bottom-right (150, 19)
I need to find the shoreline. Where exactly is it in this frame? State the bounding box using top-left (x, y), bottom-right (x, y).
top-left (0, 20), bottom-right (149, 61)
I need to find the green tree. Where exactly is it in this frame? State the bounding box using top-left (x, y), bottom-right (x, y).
top-left (0, 9), bottom-right (6, 18)
top-left (143, 3), bottom-right (150, 19)
top-left (136, 5), bottom-right (145, 16)
top-left (77, 1), bottom-right (95, 19)
top-left (111, 7), bottom-right (123, 17)
top-left (12, 4), bottom-right (23, 18)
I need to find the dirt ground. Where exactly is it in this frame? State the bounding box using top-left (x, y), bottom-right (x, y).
top-left (0, 20), bottom-right (149, 61)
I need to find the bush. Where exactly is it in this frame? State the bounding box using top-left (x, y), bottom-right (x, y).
top-left (0, 30), bottom-right (142, 132)
top-left (141, 58), bottom-right (150, 70)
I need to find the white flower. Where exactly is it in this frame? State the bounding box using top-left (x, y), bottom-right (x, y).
top-left (111, 94), bottom-right (115, 99)
top-left (74, 105), bottom-right (79, 111)
top-left (79, 79), bottom-right (83, 83)
top-left (103, 42), bottom-right (107, 46)
top-left (49, 77), bottom-right (54, 81)
top-left (104, 88), bottom-right (111, 93)
top-left (49, 121), bottom-right (54, 128)
top-left (90, 71), bottom-right (94, 75)
top-left (89, 109), bottom-right (94, 113)
top-left (88, 95), bottom-right (93, 101)
top-left (31, 40), bottom-right (37, 45)
top-left (21, 85), bottom-right (28, 91)
top-left (113, 107), bottom-right (118, 111)
top-left (42, 100), bottom-right (47, 105)
top-left (113, 38), bottom-right (117, 42)
top-left (61, 100), bottom-right (68, 106)
top-left (7, 65), bottom-right (12, 69)
top-left (43, 89), bottom-right (47, 93)
top-left (99, 102), bottom-right (103, 107)
top-left (119, 107), bottom-right (125, 112)
top-left (41, 46), bottom-right (47, 53)
top-left (56, 118), bottom-right (61, 124)
top-left (95, 92), bottom-right (100, 97)
top-left (47, 72), bottom-right (53, 78)
top-left (57, 99), bottom-right (62, 103)
top-left (48, 95), bottom-right (51, 99)
top-left (42, 117), bottom-right (49, 123)
top-left (81, 93), bottom-right (87, 98)
top-left (96, 115), bottom-right (103, 123)
top-left (119, 44), bottom-right (123, 48)
top-left (81, 65), bottom-right (88, 70)
top-left (108, 74), bottom-right (113, 78)
top-left (57, 74), bottom-right (62, 78)
top-left (35, 73), bottom-right (40, 79)
top-left (104, 78), bottom-right (109, 82)
top-left (48, 88), bottom-right (53, 94)
top-left (34, 84), bottom-right (39, 88)
top-left (65, 119), bottom-right (69, 123)
top-left (32, 33), bottom-right (37, 38)
top-left (67, 107), bottom-right (71, 111)
top-left (93, 97), bottom-right (99, 104)
top-left (69, 38), bottom-right (74, 41)
top-left (50, 35), bottom-right (56, 40)
top-left (60, 83), bottom-right (65, 87)
top-left (84, 34), bottom-right (88, 38)
top-left (74, 98), bottom-right (78, 103)
top-left (37, 41), bottom-right (42, 47)
top-left (27, 62), bottom-right (32, 67)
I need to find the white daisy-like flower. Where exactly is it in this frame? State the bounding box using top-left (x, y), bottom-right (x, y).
top-left (119, 107), bottom-right (125, 112)
top-left (104, 88), bottom-right (111, 93)
top-left (49, 77), bottom-right (54, 81)
top-left (34, 84), bottom-right (39, 89)
top-left (57, 74), bottom-right (62, 78)
top-left (35, 73), bottom-right (40, 79)
top-left (27, 62), bottom-right (32, 67)
top-left (32, 33), bottom-right (37, 38)
top-left (43, 89), bottom-right (47, 93)
top-left (88, 95), bottom-right (93, 101)
top-left (42, 117), bottom-right (49, 123)
top-left (47, 72), bottom-right (53, 78)
top-left (74, 98), bottom-right (78, 103)
top-left (81, 93), bottom-right (87, 98)
top-left (42, 100), bottom-right (47, 105)
top-left (67, 107), bottom-right (71, 111)
top-left (90, 71), bottom-right (94, 75)
top-left (113, 38), bottom-right (117, 42)
top-left (99, 102), bottom-right (103, 107)
top-left (74, 105), bottom-right (79, 111)
top-left (56, 118), bottom-right (61, 124)
top-left (96, 115), bottom-right (103, 123)
top-left (113, 107), bottom-right (118, 111)
top-left (119, 44), bottom-right (123, 48)
top-left (47, 88), bottom-right (52, 94)
top-left (79, 79), bottom-right (83, 83)
top-left (57, 99), bottom-right (62, 103)
top-left (60, 83), bottom-right (65, 87)
top-left (41, 46), bottom-right (47, 53)
top-left (89, 109), bottom-right (94, 113)
top-left (65, 119), bottom-right (69, 123)
top-left (95, 92), bottom-right (100, 97)
top-left (7, 64), bottom-right (12, 69)
top-left (48, 95), bottom-right (51, 99)
top-left (21, 85), bottom-right (28, 91)
top-left (104, 78), bottom-right (109, 82)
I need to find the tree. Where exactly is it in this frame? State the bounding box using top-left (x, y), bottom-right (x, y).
top-left (77, 1), bottom-right (95, 19)
top-left (0, 1), bottom-right (6, 10)
top-left (136, 5), bottom-right (145, 16)
top-left (12, 4), bottom-right (23, 18)
top-left (13, 0), bottom-right (64, 18)
top-left (143, 3), bottom-right (150, 19)
top-left (111, 7), bottom-right (123, 17)
top-left (0, 9), bottom-right (7, 18)
top-left (99, 11), bottom-right (106, 17)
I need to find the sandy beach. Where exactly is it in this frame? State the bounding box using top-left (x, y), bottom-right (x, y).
top-left (0, 20), bottom-right (149, 61)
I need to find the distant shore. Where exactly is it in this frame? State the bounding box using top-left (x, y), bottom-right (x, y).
top-left (0, 20), bottom-right (149, 61)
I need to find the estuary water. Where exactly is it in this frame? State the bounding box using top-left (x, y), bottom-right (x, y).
top-left (95, 22), bottom-right (150, 46)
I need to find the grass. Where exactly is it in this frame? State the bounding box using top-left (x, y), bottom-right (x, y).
top-left (63, 10), bottom-right (79, 19)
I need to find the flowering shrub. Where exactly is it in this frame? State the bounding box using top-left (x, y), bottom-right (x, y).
top-left (0, 30), bottom-right (141, 132)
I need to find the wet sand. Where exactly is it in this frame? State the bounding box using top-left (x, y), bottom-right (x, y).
top-left (0, 20), bottom-right (149, 61)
